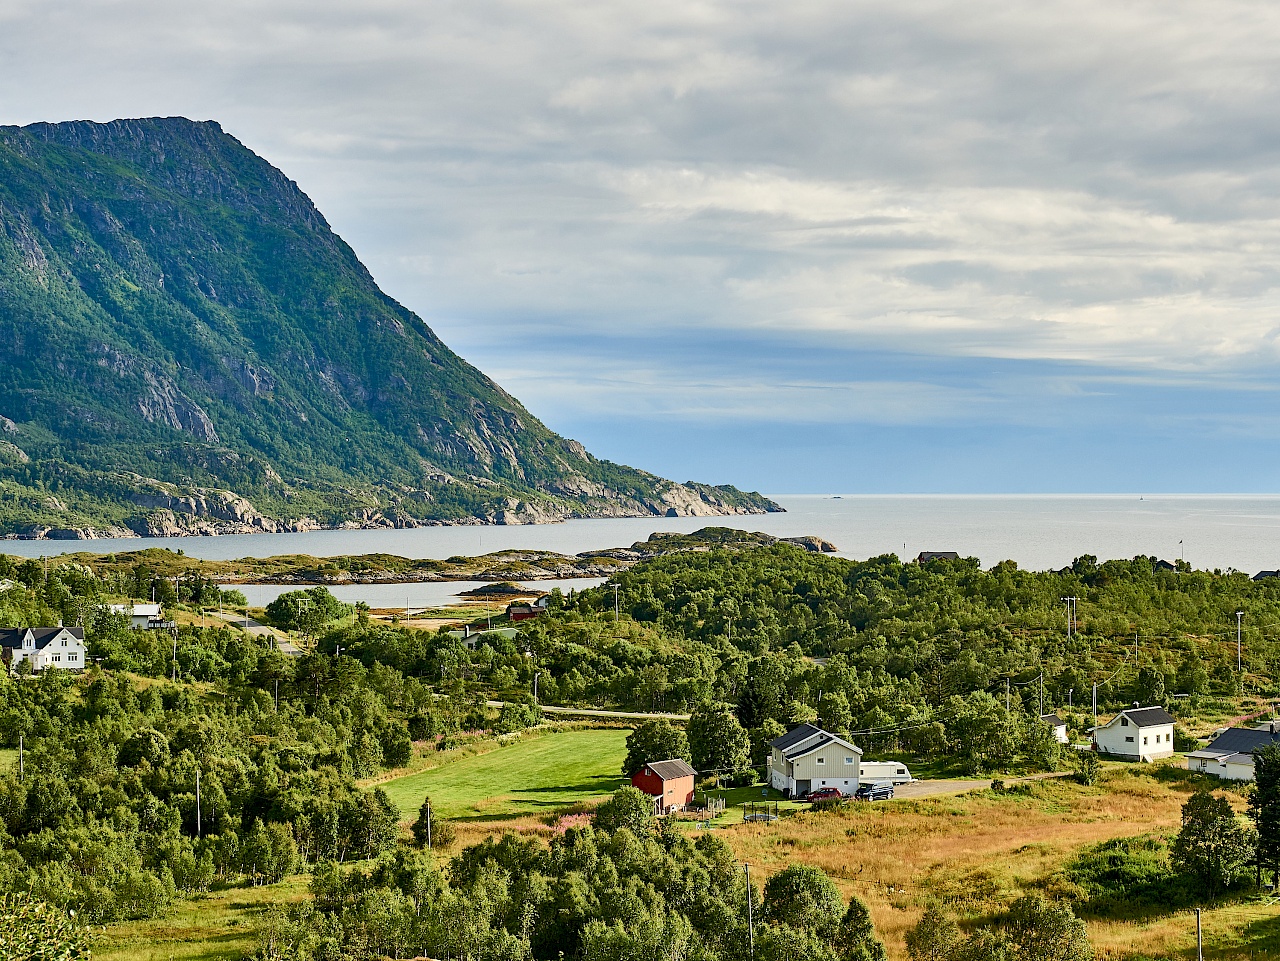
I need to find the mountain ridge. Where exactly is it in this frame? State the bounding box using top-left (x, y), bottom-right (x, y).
top-left (0, 117), bottom-right (778, 538)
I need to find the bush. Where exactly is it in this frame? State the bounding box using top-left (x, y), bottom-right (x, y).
top-left (1074, 750), bottom-right (1100, 786)
top-left (0, 892), bottom-right (90, 961)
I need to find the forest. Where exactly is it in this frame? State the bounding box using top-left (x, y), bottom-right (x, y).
top-left (2, 541), bottom-right (1278, 958)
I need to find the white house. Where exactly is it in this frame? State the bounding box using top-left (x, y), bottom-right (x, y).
top-left (1, 626), bottom-right (87, 672)
top-left (1186, 723), bottom-right (1280, 781)
top-left (1040, 713), bottom-right (1070, 744)
top-left (108, 603), bottom-right (164, 630)
top-left (769, 723), bottom-right (863, 798)
top-left (1090, 705), bottom-right (1176, 762)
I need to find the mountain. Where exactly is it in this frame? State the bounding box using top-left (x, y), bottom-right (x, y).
top-left (0, 118), bottom-right (778, 538)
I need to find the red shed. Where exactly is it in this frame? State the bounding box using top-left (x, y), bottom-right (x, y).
top-left (631, 758), bottom-right (697, 814)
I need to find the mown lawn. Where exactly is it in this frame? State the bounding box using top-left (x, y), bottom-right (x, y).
top-left (95, 876), bottom-right (309, 961)
top-left (379, 727), bottom-right (629, 820)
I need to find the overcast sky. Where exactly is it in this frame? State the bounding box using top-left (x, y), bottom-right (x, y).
top-left (4, 0), bottom-right (1280, 492)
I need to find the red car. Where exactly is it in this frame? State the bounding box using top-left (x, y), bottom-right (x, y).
top-left (806, 787), bottom-right (844, 802)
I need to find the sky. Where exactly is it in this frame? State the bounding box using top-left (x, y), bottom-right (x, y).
top-left (3, 0), bottom-right (1280, 493)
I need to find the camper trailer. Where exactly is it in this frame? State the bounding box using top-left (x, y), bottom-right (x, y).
top-left (858, 761), bottom-right (914, 784)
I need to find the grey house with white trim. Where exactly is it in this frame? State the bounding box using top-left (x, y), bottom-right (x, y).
top-left (768, 723), bottom-right (863, 798)
top-left (1090, 705), bottom-right (1175, 762)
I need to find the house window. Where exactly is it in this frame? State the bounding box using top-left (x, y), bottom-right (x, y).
top-left (1125, 736), bottom-right (1134, 742)
top-left (52, 655), bottom-right (60, 662)
top-left (845, 757), bottom-right (854, 764)
top-left (1120, 717), bottom-right (1128, 727)
top-left (69, 654), bottom-right (77, 662)
top-left (816, 757), bottom-right (825, 765)
top-left (1143, 737), bottom-right (1148, 745)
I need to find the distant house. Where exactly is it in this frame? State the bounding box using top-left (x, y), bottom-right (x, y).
top-left (506, 596), bottom-right (549, 622)
top-left (1154, 559), bottom-right (1177, 572)
top-left (1187, 723), bottom-right (1280, 781)
top-left (1, 626), bottom-right (87, 673)
top-left (915, 552), bottom-right (959, 564)
top-left (769, 723), bottom-right (863, 798)
top-left (108, 603), bottom-right (166, 630)
top-left (631, 758), bottom-right (697, 814)
top-left (1254, 571), bottom-right (1280, 582)
top-left (1040, 713), bottom-right (1069, 744)
top-left (1090, 705), bottom-right (1176, 762)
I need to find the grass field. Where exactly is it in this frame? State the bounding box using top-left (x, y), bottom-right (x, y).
top-left (716, 762), bottom-right (1280, 960)
top-left (0, 747), bottom-right (15, 772)
top-left (379, 727), bottom-right (629, 821)
top-left (96, 877), bottom-right (309, 961)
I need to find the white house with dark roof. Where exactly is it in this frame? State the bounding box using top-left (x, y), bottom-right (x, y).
top-left (1040, 713), bottom-right (1069, 744)
top-left (1187, 723), bottom-right (1280, 781)
top-left (769, 723), bottom-right (863, 798)
top-left (1090, 705), bottom-right (1175, 762)
top-left (108, 603), bottom-right (165, 630)
top-left (1, 626), bottom-right (87, 673)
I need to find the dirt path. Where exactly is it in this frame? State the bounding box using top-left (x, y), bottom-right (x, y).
top-left (211, 611), bottom-right (305, 656)
top-left (893, 770), bottom-right (1072, 800)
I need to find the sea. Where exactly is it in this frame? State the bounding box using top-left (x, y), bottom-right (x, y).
top-left (8, 494), bottom-right (1280, 606)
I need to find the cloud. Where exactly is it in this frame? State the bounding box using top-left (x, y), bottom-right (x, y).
top-left (4, 0), bottom-right (1280, 486)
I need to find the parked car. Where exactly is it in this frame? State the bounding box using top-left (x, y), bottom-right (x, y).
top-left (853, 781), bottom-right (894, 802)
top-left (805, 786), bottom-right (844, 802)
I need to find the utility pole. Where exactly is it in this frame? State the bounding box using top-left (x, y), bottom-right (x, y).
top-left (1005, 676), bottom-right (1010, 712)
top-left (1071, 597), bottom-right (1078, 635)
top-left (1061, 597), bottom-right (1071, 637)
top-left (1237, 611), bottom-right (1244, 673)
top-left (172, 627), bottom-right (178, 682)
top-left (196, 767), bottom-right (202, 838)
top-left (613, 584), bottom-right (620, 622)
top-left (1068, 688), bottom-right (1073, 708)
top-left (1092, 683), bottom-right (1098, 727)
top-left (426, 800), bottom-right (432, 849)
top-left (744, 862), bottom-right (754, 958)
top-left (18, 734), bottom-right (23, 783)
top-left (1039, 673), bottom-right (1044, 717)
top-left (1196, 907), bottom-right (1203, 961)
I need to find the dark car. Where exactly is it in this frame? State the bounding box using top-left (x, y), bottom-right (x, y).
top-left (805, 787), bottom-right (844, 802)
top-left (853, 781), bottom-right (894, 802)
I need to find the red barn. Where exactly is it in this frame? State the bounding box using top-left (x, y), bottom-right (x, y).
top-left (631, 758), bottom-right (697, 814)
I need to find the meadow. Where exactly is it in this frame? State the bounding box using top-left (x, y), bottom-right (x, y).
top-left (376, 726), bottom-right (630, 821)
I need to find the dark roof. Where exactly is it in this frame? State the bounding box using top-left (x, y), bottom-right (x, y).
top-left (1040, 714), bottom-right (1067, 726)
top-left (1202, 727), bottom-right (1280, 757)
top-left (642, 758), bottom-right (697, 780)
top-left (0, 626), bottom-right (84, 650)
top-left (1122, 706), bottom-right (1176, 727)
top-left (916, 551), bottom-right (959, 563)
top-left (1255, 571), bottom-right (1280, 581)
top-left (770, 723), bottom-right (824, 751)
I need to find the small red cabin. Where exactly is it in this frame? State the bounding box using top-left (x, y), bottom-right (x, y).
top-left (631, 758), bottom-right (697, 814)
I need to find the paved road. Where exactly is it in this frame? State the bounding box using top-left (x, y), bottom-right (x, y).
top-left (486, 700), bottom-right (690, 721)
top-left (211, 611), bottom-right (305, 656)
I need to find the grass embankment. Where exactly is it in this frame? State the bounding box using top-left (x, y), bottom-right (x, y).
top-left (377, 727), bottom-right (630, 824)
top-left (96, 877), bottom-right (310, 961)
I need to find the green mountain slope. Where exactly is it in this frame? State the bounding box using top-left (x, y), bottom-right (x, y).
top-left (0, 117), bottom-right (778, 537)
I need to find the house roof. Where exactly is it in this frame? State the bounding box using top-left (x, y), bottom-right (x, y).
top-left (1120, 706), bottom-right (1176, 728)
top-left (916, 551), bottom-right (959, 563)
top-left (1200, 726), bottom-right (1280, 758)
top-left (642, 758), bottom-right (697, 780)
top-left (1040, 714), bottom-right (1067, 727)
top-left (110, 603), bottom-right (162, 616)
top-left (0, 626), bottom-right (84, 650)
top-left (770, 723), bottom-right (862, 760)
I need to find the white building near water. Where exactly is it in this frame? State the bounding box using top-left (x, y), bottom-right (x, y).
top-left (1090, 705), bottom-right (1176, 762)
top-left (769, 723), bottom-right (863, 798)
top-left (1, 626), bottom-right (87, 672)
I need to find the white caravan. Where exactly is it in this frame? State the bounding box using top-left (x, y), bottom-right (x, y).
top-left (858, 761), bottom-right (914, 784)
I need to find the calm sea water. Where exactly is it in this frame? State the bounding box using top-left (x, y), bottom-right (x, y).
top-left (7, 494), bottom-right (1280, 574)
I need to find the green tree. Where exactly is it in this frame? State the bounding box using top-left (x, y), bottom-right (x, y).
top-left (1003, 895), bottom-right (1090, 961)
top-left (593, 786), bottom-right (655, 835)
top-left (762, 864), bottom-right (845, 940)
top-left (1250, 744), bottom-right (1280, 885)
top-left (1172, 788), bottom-right (1254, 897)
top-left (835, 895), bottom-right (888, 961)
top-left (688, 701), bottom-right (752, 775)
top-left (0, 892), bottom-right (90, 961)
top-left (905, 906), bottom-right (961, 961)
top-left (623, 720), bottom-right (691, 777)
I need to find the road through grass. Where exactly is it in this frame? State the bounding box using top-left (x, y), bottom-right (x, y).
top-left (380, 727), bottom-right (629, 820)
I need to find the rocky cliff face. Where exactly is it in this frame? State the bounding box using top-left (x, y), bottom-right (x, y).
top-left (0, 118), bottom-right (778, 537)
